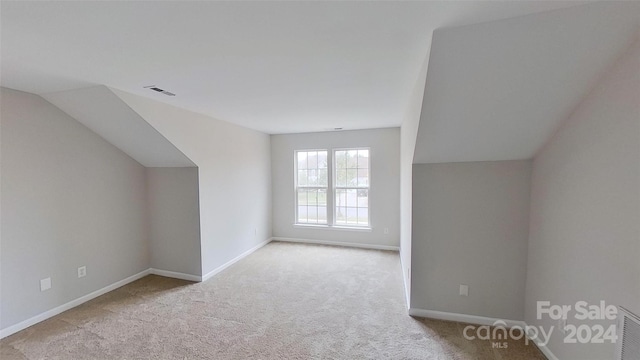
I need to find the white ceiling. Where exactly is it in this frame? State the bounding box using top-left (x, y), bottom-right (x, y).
top-left (414, 1), bottom-right (640, 163)
top-left (1, 1), bottom-right (586, 135)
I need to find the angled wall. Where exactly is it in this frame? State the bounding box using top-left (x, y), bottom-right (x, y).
top-left (43, 86), bottom-right (194, 167)
top-left (1, 88), bottom-right (149, 330)
top-left (407, 3), bottom-right (639, 334)
top-left (43, 86), bottom-right (202, 278)
top-left (112, 89), bottom-right (272, 279)
top-left (525, 38), bottom-right (640, 360)
top-left (1, 86), bottom-right (204, 336)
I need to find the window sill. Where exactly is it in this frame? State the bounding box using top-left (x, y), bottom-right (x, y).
top-left (293, 224), bottom-right (372, 232)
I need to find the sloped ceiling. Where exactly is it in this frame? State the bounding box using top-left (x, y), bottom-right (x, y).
top-left (1, 1), bottom-right (586, 134)
top-left (414, 1), bottom-right (640, 164)
top-left (43, 86), bottom-right (195, 167)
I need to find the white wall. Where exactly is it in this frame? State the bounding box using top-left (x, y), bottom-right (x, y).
top-left (400, 50), bottom-right (430, 306)
top-left (411, 160), bottom-right (532, 321)
top-left (146, 167), bottom-right (201, 276)
top-left (1, 88), bottom-right (149, 330)
top-left (112, 89), bottom-right (272, 278)
top-left (525, 38), bottom-right (640, 360)
top-left (271, 128), bottom-right (400, 248)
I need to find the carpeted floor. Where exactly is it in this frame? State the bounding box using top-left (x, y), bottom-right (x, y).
top-left (1, 241), bottom-right (546, 359)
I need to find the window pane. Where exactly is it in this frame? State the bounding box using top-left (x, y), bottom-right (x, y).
top-left (297, 206), bottom-right (307, 223)
top-left (297, 152), bottom-right (307, 170)
top-left (308, 151), bottom-right (318, 169)
top-left (298, 189), bottom-right (308, 205)
top-left (357, 168), bottom-right (369, 187)
top-left (357, 150), bottom-right (369, 168)
top-left (336, 205), bottom-right (346, 224)
top-left (335, 188), bottom-right (346, 225)
top-left (346, 169), bottom-right (357, 187)
top-left (298, 170), bottom-right (307, 187)
top-left (296, 150), bottom-right (328, 225)
top-left (357, 189), bottom-right (368, 207)
top-left (307, 169), bottom-right (318, 186)
top-left (346, 207), bottom-right (358, 224)
top-left (346, 189), bottom-right (357, 207)
top-left (318, 151), bottom-right (328, 169)
top-left (357, 208), bottom-right (369, 225)
top-left (332, 148), bottom-right (370, 227)
top-left (318, 189), bottom-right (327, 206)
top-left (335, 189), bottom-right (346, 208)
top-left (307, 206), bottom-right (318, 223)
top-left (308, 190), bottom-right (318, 206)
top-left (298, 148), bottom-right (372, 226)
top-left (336, 169), bottom-right (347, 187)
top-left (347, 150), bottom-right (358, 168)
top-left (318, 169), bottom-right (328, 186)
top-left (297, 188), bottom-right (329, 224)
top-left (318, 206), bottom-right (327, 223)
top-left (335, 151), bottom-right (346, 170)
top-left (358, 173), bottom-right (369, 187)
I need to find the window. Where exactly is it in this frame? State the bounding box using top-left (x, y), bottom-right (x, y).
top-left (294, 148), bottom-right (370, 228)
top-left (334, 149), bottom-right (369, 226)
top-left (295, 150), bottom-right (328, 224)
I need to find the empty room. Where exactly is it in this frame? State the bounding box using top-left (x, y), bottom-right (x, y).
top-left (1, 1), bottom-right (638, 360)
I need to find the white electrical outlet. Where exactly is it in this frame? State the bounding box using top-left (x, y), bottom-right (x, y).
top-left (40, 277), bottom-right (51, 292)
top-left (78, 266), bottom-right (86, 278)
top-left (459, 284), bottom-right (469, 296)
top-left (384, 227), bottom-right (389, 234)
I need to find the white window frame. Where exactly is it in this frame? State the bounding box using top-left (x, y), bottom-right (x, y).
top-left (332, 147), bottom-right (370, 228)
top-left (293, 147), bottom-right (371, 230)
top-left (294, 149), bottom-right (329, 225)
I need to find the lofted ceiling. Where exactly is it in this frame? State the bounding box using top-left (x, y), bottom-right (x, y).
top-left (1, 1), bottom-right (587, 135)
top-left (43, 86), bottom-right (195, 167)
top-left (413, 1), bottom-right (640, 163)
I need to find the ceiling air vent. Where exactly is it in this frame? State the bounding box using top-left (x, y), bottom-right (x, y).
top-left (144, 85), bottom-right (175, 96)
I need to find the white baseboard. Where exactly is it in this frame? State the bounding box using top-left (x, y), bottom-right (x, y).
top-left (272, 237), bottom-right (399, 251)
top-left (409, 309), bottom-right (557, 360)
top-left (408, 308), bottom-right (526, 329)
top-left (524, 323), bottom-right (559, 360)
top-left (201, 238), bottom-right (273, 282)
top-left (529, 337), bottom-right (559, 360)
top-left (399, 256), bottom-right (410, 310)
top-left (1, 239), bottom-right (275, 340)
top-left (149, 268), bottom-right (201, 282)
top-left (0, 269), bottom-right (150, 339)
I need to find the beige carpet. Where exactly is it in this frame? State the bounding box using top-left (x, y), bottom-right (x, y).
top-left (1, 242), bottom-right (546, 359)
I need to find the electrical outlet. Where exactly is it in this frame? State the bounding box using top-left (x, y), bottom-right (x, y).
top-left (459, 284), bottom-right (469, 296)
top-left (40, 277), bottom-right (51, 292)
top-left (383, 227), bottom-right (389, 235)
top-left (78, 266), bottom-right (86, 278)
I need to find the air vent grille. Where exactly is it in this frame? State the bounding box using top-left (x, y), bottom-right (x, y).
top-left (617, 306), bottom-right (640, 360)
top-left (144, 85), bottom-right (175, 96)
